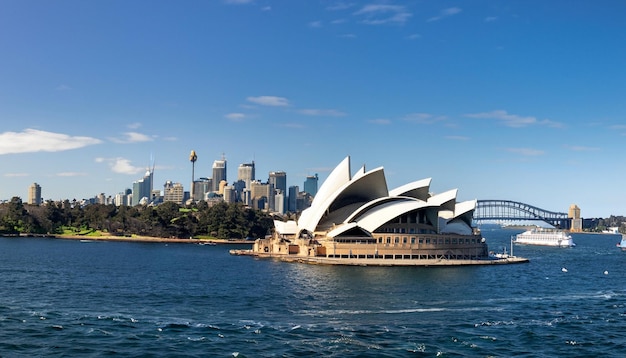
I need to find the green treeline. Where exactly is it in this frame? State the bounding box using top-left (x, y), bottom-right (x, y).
top-left (0, 197), bottom-right (274, 240)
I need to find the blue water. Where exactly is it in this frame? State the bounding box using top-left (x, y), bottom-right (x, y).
top-left (1, 229), bottom-right (625, 357)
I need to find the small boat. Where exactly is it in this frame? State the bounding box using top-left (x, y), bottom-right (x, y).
top-left (617, 234), bottom-right (626, 251)
top-left (513, 227), bottom-right (575, 247)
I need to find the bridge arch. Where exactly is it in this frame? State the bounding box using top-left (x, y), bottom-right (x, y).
top-left (474, 200), bottom-right (570, 229)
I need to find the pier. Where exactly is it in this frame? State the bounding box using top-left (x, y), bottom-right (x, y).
top-left (230, 249), bottom-right (529, 266)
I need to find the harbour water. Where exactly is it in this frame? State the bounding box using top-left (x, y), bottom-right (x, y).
top-left (1, 228), bottom-right (625, 357)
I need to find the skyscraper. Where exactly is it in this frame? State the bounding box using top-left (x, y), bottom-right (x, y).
top-left (304, 174), bottom-right (318, 197)
top-left (237, 161), bottom-right (255, 189)
top-left (192, 178), bottom-right (211, 201)
top-left (212, 155), bottom-right (227, 192)
top-left (269, 171), bottom-right (287, 213)
top-left (288, 185), bottom-right (299, 212)
top-left (131, 168), bottom-right (154, 206)
top-left (164, 181), bottom-right (184, 205)
top-left (28, 182), bottom-right (42, 205)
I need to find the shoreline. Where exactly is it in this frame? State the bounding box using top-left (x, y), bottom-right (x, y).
top-left (10, 233), bottom-right (252, 245)
top-left (230, 249), bottom-right (530, 266)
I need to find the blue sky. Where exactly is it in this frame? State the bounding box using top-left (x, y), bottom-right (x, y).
top-left (1, 1), bottom-right (625, 218)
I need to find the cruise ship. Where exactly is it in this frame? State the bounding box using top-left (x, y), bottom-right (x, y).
top-left (513, 227), bottom-right (575, 247)
top-left (231, 156), bottom-right (528, 266)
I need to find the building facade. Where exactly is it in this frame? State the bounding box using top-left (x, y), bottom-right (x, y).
top-left (304, 174), bottom-right (318, 197)
top-left (250, 156), bottom-right (489, 264)
top-left (237, 162), bottom-right (255, 189)
top-left (28, 182), bottom-right (42, 205)
top-left (163, 181), bottom-right (184, 205)
top-left (212, 157), bottom-right (227, 192)
top-left (568, 204), bottom-right (582, 233)
top-left (269, 171), bottom-right (287, 213)
top-left (132, 169), bottom-right (154, 206)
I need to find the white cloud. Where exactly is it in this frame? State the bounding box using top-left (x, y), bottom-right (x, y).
top-left (369, 118), bottom-right (391, 125)
top-left (427, 7), bottom-right (462, 22)
top-left (112, 158), bottom-right (145, 174)
top-left (56, 172), bottom-right (87, 177)
top-left (340, 33), bottom-right (357, 38)
top-left (564, 145), bottom-right (600, 152)
top-left (225, 112), bottom-right (247, 121)
top-left (403, 113), bottom-right (446, 124)
top-left (0, 129), bottom-right (102, 155)
top-left (445, 135), bottom-right (469, 141)
top-left (327, 2), bottom-right (354, 11)
top-left (110, 132), bottom-right (155, 144)
top-left (354, 4), bottom-right (412, 25)
top-left (485, 16), bottom-right (498, 22)
top-left (506, 147), bottom-right (544, 156)
top-left (224, 0), bottom-right (253, 4)
top-left (406, 33), bottom-right (422, 40)
top-left (279, 122), bottom-right (305, 129)
top-left (4, 173), bottom-right (29, 177)
top-left (127, 122), bottom-right (142, 129)
top-left (99, 157), bottom-right (146, 175)
top-left (298, 109), bottom-right (346, 117)
top-left (465, 110), bottom-right (537, 128)
top-left (309, 20), bottom-right (322, 28)
top-left (247, 96), bottom-right (290, 107)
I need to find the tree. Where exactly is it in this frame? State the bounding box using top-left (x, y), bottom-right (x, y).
top-left (0, 197), bottom-right (27, 234)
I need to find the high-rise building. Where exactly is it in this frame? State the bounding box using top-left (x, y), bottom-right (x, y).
top-left (237, 162), bottom-right (255, 189)
top-left (212, 156), bottom-right (227, 192)
top-left (304, 174), bottom-right (318, 197)
top-left (274, 189), bottom-right (285, 214)
top-left (250, 180), bottom-right (269, 200)
top-left (28, 182), bottom-right (42, 205)
top-left (223, 185), bottom-right (236, 203)
top-left (268, 171), bottom-right (287, 213)
top-left (132, 168), bottom-right (154, 206)
top-left (569, 204), bottom-right (582, 232)
top-left (96, 193), bottom-right (107, 205)
top-left (163, 181), bottom-right (184, 205)
top-left (269, 171), bottom-right (287, 193)
top-left (288, 185), bottom-right (299, 212)
top-left (192, 178), bottom-right (211, 201)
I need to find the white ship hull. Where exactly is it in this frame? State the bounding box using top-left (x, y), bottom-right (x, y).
top-left (514, 229), bottom-right (575, 247)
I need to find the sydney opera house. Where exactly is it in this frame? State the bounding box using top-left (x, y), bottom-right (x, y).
top-left (234, 156), bottom-right (527, 266)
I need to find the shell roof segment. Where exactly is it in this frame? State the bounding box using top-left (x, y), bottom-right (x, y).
top-left (289, 156), bottom-right (476, 237)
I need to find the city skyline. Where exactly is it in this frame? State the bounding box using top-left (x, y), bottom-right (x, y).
top-left (1, 1), bottom-right (625, 217)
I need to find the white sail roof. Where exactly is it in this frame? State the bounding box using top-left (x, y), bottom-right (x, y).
top-left (289, 156), bottom-right (475, 237)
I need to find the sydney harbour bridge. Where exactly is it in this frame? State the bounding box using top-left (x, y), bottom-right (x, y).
top-left (473, 200), bottom-right (571, 229)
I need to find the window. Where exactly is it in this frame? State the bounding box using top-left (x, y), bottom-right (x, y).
top-left (403, 237), bottom-right (407, 244)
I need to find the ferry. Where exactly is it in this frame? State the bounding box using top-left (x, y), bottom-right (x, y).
top-left (617, 234), bottom-right (626, 251)
top-left (513, 227), bottom-right (575, 247)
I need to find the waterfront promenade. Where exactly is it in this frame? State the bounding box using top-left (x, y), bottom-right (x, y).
top-left (230, 249), bottom-right (529, 266)
top-left (14, 233), bottom-right (251, 245)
